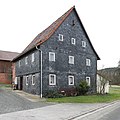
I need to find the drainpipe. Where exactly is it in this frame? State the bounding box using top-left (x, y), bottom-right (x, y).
top-left (36, 46), bottom-right (43, 98)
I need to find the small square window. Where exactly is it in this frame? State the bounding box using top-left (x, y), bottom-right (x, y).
top-left (69, 56), bottom-right (74, 64)
top-left (32, 53), bottom-right (35, 62)
top-left (59, 34), bottom-right (63, 41)
top-left (32, 75), bottom-right (35, 85)
top-left (26, 76), bottom-right (29, 85)
top-left (71, 38), bottom-right (76, 45)
top-left (49, 74), bottom-right (56, 85)
top-left (82, 41), bottom-right (86, 47)
top-left (49, 52), bottom-right (55, 61)
top-left (86, 59), bottom-right (91, 66)
top-left (25, 56), bottom-right (28, 64)
top-left (68, 76), bottom-right (74, 85)
top-left (86, 77), bottom-right (90, 86)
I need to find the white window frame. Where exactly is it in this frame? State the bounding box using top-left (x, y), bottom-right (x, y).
top-left (82, 41), bottom-right (86, 47)
top-left (32, 75), bottom-right (35, 85)
top-left (49, 52), bottom-right (55, 62)
top-left (86, 59), bottom-right (91, 66)
top-left (69, 56), bottom-right (74, 64)
top-left (49, 74), bottom-right (56, 85)
top-left (32, 53), bottom-right (35, 62)
top-left (19, 60), bottom-right (21, 67)
top-left (86, 77), bottom-right (91, 86)
top-left (59, 34), bottom-right (63, 41)
top-left (71, 38), bottom-right (76, 45)
top-left (68, 75), bottom-right (74, 85)
top-left (26, 76), bottom-right (29, 85)
top-left (25, 56), bottom-right (28, 65)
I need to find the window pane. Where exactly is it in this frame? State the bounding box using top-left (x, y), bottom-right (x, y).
top-left (86, 77), bottom-right (90, 86)
top-left (49, 52), bottom-right (55, 61)
top-left (59, 34), bottom-right (63, 41)
top-left (86, 59), bottom-right (91, 66)
top-left (82, 41), bottom-right (86, 47)
top-left (71, 38), bottom-right (75, 45)
top-left (69, 56), bottom-right (74, 64)
top-left (32, 53), bottom-right (34, 62)
top-left (25, 57), bottom-right (28, 64)
top-left (49, 74), bottom-right (56, 85)
top-left (68, 76), bottom-right (74, 85)
top-left (32, 75), bottom-right (35, 85)
top-left (26, 76), bottom-right (28, 85)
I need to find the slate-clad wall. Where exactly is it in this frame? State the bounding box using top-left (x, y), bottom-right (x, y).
top-left (41, 10), bottom-right (97, 94)
top-left (15, 10), bottom-right (98, 95)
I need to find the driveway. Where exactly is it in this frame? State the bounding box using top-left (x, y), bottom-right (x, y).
top-left (0, 87), bottom-right (52, 114)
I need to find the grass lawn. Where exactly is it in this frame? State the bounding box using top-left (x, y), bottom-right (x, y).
top-left (47, 86), bottom-right (120, 103)
top-left (0, 83), bottom-right (12, 88)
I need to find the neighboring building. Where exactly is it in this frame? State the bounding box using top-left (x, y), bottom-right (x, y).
top-left (97, 74), bottom-right (109, 94)
top-left (13, 6), bottom-right (100, 96)
top-left (98, 67), bottom-right (120, 85)
top-left (0, 50), bottom-right (19, 84)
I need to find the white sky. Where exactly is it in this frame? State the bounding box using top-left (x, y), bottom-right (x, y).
top-left (0, 0), bottom-right (120, 69)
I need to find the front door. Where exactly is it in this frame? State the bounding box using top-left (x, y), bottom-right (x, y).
top-left (20, 77), bottom-right (23, 90)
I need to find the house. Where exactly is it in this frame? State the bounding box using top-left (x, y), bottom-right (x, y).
top-left (0, 50), bottom-right (19, 84)
top-left (13, 6), bottom-right (100, 97)
top-left (97, 73), bottom-right (109, 94)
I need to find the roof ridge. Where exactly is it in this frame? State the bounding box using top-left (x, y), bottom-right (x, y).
top-left (21, 6), bottom-right (75, 54)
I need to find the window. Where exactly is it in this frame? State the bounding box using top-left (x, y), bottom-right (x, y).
top-left (49, 52), bottom-right (55, 61)
top-left (32, 53), bottom-right (35, 62)
top-left (68, 75), bottom-right (74, 85)
top-left (49, 74), bottom-right (56, 85)
top-left (32, 75), bottom-right (35, 85)
top-left (19, 60), bottom-right (21, 67)
top-left (69, 56), bottom-right (74, 64)
top-left (59, 34), bottom-right (63, 41)
top-left (86, 59), bottom-right (91, 66)
top-left (71, 38), bottom-right (76, 45)
top-left (25, 56), bottom-right (28, 64)
top-left (82, 41), bottom-right (86, 47)
top-left (86, 77), bottom-right (90, 86)
top-left (26, 76), bottom-right (29, 85)
top-left (72, 20), bottom-right (75, 26)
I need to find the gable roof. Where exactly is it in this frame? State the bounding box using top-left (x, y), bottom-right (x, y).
top-left (13, 6), bottom-right (100, 61)
top-left (0, 50), bottom-right (19, 61)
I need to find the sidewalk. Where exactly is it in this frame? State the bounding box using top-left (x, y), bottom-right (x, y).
top-left (0, 102), bottom-right (111, 120)
top-left (13, 90), bottom-right (46, 102)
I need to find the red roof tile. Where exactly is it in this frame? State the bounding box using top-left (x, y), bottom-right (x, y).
top-left (13, 6), bottom-right (100, 61)
top-left (13, 6), bottom-right (75, 61)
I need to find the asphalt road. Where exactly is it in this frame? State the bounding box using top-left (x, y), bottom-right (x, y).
top-left (0, 88), bottom-right (52, 114)
top-left (75, 101), bottom-right (120, 120)
top-left (99, 106), bottom-right (120, 120)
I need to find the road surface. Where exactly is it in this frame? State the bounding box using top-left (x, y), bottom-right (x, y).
top-left (0, 87), bottom-right (52, 114)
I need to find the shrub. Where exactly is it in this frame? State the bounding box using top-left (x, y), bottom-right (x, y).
top-left (44, 90), bottom-right (63, 98)
top-left (76, 81), bottom-right (90, 95)
top-left (59, 87), bottom-right (77, 96)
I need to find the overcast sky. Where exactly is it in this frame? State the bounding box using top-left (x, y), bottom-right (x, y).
top-left (0, 0), bottom-right (120, 69)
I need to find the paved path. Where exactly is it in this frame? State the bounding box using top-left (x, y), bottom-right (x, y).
top-left (0, 88), bottom-right (52, 114)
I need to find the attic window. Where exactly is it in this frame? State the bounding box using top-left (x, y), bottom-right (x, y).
top-left (59, 34), bottom-right (63, 41)
top-left (71, 38), bottom-right (76, 45)
top-left (82, 41), bottom-right (86, 48)
top-left (72, 20), bottom-right (75, 26)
